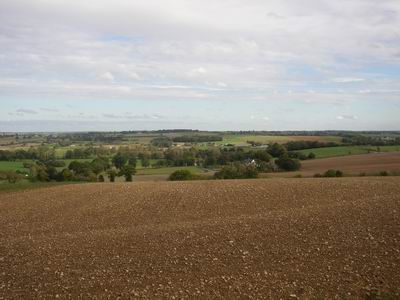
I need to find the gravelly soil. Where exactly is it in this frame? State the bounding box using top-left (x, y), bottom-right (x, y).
top-left (1, 178), bottom-right (400, 299)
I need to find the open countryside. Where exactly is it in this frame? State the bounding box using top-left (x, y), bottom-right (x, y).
top-left (2, 0), bottom-right (400, 298)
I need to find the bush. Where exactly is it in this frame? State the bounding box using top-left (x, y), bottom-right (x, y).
top-left (98, 174), bottom-right (105, 182)
top-left (379, 171), bottom-right (389, 176)
top-left (169, 170), bottom-right (193, 181)
top-left (320, 169), bottom-right (344, 178)
top-left (5, 172), bottom-right (23, 183)
top-left (275, 156), bottom-right (301, 171)
top-left (335, 170), bottom-right (344, 177)
top-left (267, 143), bottom-right (287, 158)
top-left (324, 169), bottom-right (337, 177)
top-left (313, 173), bottom-right (322, 178)
top-left (308, 152), bottom-right (316, 159)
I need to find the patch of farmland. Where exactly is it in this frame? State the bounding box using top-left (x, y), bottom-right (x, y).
top-left (1, 178), bottom-right (400, 299)
top-left (300, 152), bottom-right (400, 176)
top-left (136, 165), bottom-right (205, 175)
top-left (217, 135), bottom-right (342, 145)
top-left (269, 152), bottom-right (400, 178)
top-left (298, 145), bottom-right (400, 159)
top-left (0, 161), bottom-right (29, 172)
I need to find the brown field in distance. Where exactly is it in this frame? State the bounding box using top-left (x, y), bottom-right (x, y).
top-left (1, 178), bottom-right (400, 299)
top-left (269, 152), bottom-right (400, 178)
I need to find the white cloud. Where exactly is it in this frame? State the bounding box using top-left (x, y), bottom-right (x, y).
top-left (99, 72), bottom-right (115, 81)
top-left (337, 115), bottom-right (358, 120)
top-left (0, 0), bottom-right (400, 131)
top-left (16, 108), bottom-right (37, 114)
top-left (333, 78), bottom-right (365, 83)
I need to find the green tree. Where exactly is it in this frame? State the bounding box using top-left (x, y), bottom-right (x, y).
top-left (267, 143), bottom-right (287, 158)
top-left (119, 165), bottom-right (136, 182)
top-left (112, 152), bottom-right (127, 169)
top-left (141, 158), bottom-right (150, 168)
top-left (275, 156), bottom-right (301, 171)
top-left (108, 169), bottom-right (117, 182)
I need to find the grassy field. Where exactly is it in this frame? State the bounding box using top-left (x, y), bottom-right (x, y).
top-left (0, 161), bottom-right (29, 172)
top-left (299, 145), bottom-right (400, 159)
top-left (136, 166), bottom-right (205, 175)
top-left (0, 180), bottom-right (72, 193)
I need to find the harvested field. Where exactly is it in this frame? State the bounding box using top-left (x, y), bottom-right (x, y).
top-left (270, 152), bottom-right (400, 178)
top-left (1, 178), bottom-right (400, 299)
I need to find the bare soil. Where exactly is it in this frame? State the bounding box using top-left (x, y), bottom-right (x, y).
top-left (1, 178), bottom-right (400, 299)
top-left (269, 152), bottom-right (400, 177)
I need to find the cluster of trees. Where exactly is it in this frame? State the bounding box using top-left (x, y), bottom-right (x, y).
top-left (168, 163), bottom-right (259, 181)
top-left (151, 137), bottom-right (173, 148)
top-left (162, 144), bottom-right (301, 172)
top-left (47, 133), bottom-right (125, 143)
top-left (171, 135), bottom-right (223, 143)
top-left (64, 146), bottom-right (116, 159)
top-left (285, 140), bottom-right (339, 151)
top-left (342, 135), bottom-right (400, 146)
top-left (0, 146), bottom-right (56, 161)
top-left (214, 163), bottom-right (258, 179)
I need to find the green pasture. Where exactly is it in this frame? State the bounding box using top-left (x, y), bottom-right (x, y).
top-left (0, 161), bottom-right (29, 172)
top-left (0, 180), bottom-right (74, 193)
top-left (136, 166), bottom-right (205, 175)
top-left (299, 145), bottom-right (400, 159)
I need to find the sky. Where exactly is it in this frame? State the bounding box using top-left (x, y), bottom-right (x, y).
top-left (1, 0), bottom-right (400, 132)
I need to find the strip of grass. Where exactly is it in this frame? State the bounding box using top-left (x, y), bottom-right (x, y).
top-left (0, 180), bottom-right (74, 194)
top-left (0, 161), bottom-right (29, 172)
top-left (299, 145), bottom-right (400, 159)
top-left (136, 166), bottom-right (205, 175)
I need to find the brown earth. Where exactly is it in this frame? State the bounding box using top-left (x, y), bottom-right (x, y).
top-left (1, 178), bottom-right (400, 299)
top-left (269, 152), bottom-right (400, 178)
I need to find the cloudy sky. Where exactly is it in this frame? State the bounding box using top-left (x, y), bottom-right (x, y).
top-left (1, 0), bottom-right (400, 131)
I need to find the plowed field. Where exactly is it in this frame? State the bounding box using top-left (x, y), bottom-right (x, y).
top-left (1, 178), bottom-right (400, 299)
top-left (269, 152), bottom-right (400, 177)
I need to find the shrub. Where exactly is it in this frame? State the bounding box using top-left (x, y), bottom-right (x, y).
top-left (335, 170), bottom-right (344, 177)
top-left (321, 169), bottom-right (344, 178)
top-left (308, 152), bottom-right (316, 159)
top-left (169, 170), bottom-right (193, 181)
top-left (98, 174), bottom-right (105, 182)
top-left (379, 171), bottom-right (389, 176)
top-left (324, 169), bottom-right (337, 177)
top-left (267, 143), bottom-right (287, 158)
top-left (313, 173), bottom-right (322, 178)
top-left (5, 172), bottom-right (23, 183)
top-left (275, 156), bottom-right (301, 171)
